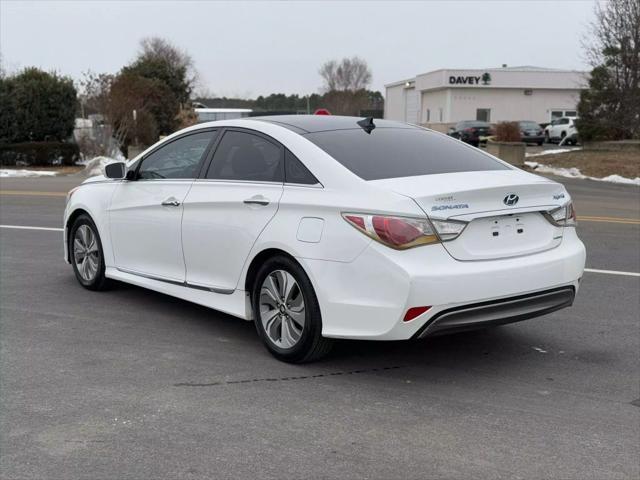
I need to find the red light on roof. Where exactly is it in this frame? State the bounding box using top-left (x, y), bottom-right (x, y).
top-left (314, 108), bottom-right (331, 115)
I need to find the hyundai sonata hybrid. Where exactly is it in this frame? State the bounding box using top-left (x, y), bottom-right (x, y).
top-left (64, 115), bottom-right (585, 362)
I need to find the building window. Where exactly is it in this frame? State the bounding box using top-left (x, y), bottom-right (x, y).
top-left (550, 110), bottom-right (577, 121)
top-left (426, 109), bottom-right (430, 122)
top-left (476, 109), bottom-right (491, 122)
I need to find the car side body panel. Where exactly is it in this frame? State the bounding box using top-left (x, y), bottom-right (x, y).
top-left (63, 179), bottom-right (118, 266)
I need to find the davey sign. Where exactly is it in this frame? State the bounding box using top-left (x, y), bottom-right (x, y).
top-left (449, 72), bottom-right (492, 86)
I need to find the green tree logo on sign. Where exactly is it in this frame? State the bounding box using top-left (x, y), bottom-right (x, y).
top-left (481, 73), bottom-right (492, 85)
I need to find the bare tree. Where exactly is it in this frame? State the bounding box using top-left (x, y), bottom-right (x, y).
top-left (584, 0), bottom-right (639, 93)
top-left (79, 71), bottom-right (114, 116)
top-left (578, 0), bottom-right (640, 139)
top-left (319, 57), bottom-right (372, 92)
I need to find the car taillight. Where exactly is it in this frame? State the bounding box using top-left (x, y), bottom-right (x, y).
top-left (403, 306), bottom-right (431, 322)
top-left (342, 213), bottom-right (467, 249)
top-left (429, 219), bottom-right (467, 240)
top-left (544, 202), bottom-right (577, 227)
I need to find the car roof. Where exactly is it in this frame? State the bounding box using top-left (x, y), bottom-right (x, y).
top-left (457, 120), bottom-right (489, 126)
top-left (251, 115), bottom-right (416, 134)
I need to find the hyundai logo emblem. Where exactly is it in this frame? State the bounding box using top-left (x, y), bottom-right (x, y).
top-left (503, 194), bottom-right (519, 206)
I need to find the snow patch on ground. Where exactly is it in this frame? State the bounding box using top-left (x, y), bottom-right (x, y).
top-left (598, 174), bottom-right (640, 186)
top-left (525, 161), bottom-right (640, 186)
top-left (76, 156), bottom-right (122, 177)
top-left (525, 148), bottom-right (581, 158)
top-left (0, 169), bottom-right (58, 178)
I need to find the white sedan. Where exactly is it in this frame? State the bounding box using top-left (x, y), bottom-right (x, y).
top-left (64, 116), bottom-right (586, 362)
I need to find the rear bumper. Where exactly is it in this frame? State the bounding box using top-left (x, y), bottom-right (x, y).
top-left (300, 228), bottom-right (585, 340)
top-left (522, 135), bottom-right (544, 144)
top-left (413, 286), bottom-right (575, 339)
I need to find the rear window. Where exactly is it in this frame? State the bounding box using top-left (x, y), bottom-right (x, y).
top-left (456, 121), bottom-right (489, 130)
top-left (304, 128), bottom-right (508, 181)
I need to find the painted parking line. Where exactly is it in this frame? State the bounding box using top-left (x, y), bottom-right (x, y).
top-left (0, 224), bottom-right (64, 232)
top-left (0, 190), bottom-right (68, 197)
top-left (2, 224), bottom-right (639, 278)
top-left (583, 268), bottom-right (640, 278)
top-left (578, 215), bottom-right (640, 225)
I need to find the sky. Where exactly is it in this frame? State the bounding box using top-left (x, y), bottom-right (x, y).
top-left (1, 0), bottom-right (597, 98)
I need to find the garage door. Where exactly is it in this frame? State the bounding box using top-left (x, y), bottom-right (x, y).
top-left (404, 88), bottom-right (418, 124)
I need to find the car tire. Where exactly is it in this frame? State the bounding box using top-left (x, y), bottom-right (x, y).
top-left (69, 214), bottom-right (110, 291)
top-left (252, 255), bottom-right (333, 363)
top-left (537, 140), bottom-right (544, 146)
top-left (544, 132), bottom-right (550, 144)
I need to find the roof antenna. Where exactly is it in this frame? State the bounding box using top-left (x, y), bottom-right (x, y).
top-left (357, 116), bottom-right (376, 134)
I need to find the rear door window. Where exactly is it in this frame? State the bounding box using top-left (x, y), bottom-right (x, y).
top-left (206, 130), bottom-right (284, 182)
top-left (285, 149), bottom-right (318, 185)
top-left (304, 128), bottom-right (508, 181)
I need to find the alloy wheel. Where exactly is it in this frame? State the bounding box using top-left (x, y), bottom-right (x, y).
top-left (73, 224), bottom-right (100, 282)
top-left (259, 270), bottom-right (306, 349)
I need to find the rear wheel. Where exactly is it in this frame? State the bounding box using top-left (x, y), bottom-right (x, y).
top-left (544, 131), bottom-right (550, 144)
top-left (252, 256), bottom-right (332, 363)
top-left (69, 214), bottom-right (109, 291)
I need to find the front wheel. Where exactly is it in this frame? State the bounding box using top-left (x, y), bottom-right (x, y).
top-left (69, 214), bottom-right (110, 291)
top-left (252, 256), bottom-right (332, 363)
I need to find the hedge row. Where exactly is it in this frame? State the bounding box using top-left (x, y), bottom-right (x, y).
top-left (0, 142), bottom-right (80, 167)
top-left (0, 68), bottom-right (77, 144)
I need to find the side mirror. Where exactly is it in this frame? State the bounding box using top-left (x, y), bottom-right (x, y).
top-left (104, 161), bottom-right (127, 180)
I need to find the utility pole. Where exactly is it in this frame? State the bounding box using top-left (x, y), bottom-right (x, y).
top-left (132, 109), bottom-right (138, 147)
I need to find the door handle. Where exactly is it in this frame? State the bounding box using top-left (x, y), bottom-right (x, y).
top-left (243, 195), bottom-right (270, 206)
top-left (161, 197), bottom-right (181, 207)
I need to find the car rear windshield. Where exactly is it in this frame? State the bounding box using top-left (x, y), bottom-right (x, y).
top-left (520, 121), bottom-right (540, 129)
top-left (304, 128), bottom-right (508, 180)
top-left (458, 121), bottom-right (489, 129)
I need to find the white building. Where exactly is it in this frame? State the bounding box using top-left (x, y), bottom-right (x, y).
top-left (195, 108), bottom-right (252, 123)
top-left (385, 66), bottom-right (588, 131)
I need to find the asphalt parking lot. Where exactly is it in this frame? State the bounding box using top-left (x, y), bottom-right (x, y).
top-left (1, 174), bottom-right (638, 479)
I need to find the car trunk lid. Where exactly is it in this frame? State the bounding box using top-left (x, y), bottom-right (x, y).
top-left (370, 170), bottom-right (567, 260)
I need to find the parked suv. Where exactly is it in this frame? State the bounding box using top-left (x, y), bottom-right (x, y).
top-left (448, 121), bottom-right (492, 147)
top-left (518, 121), bottom-right (544, 146)
top-left (544, 117), bottom-right (578, 145)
